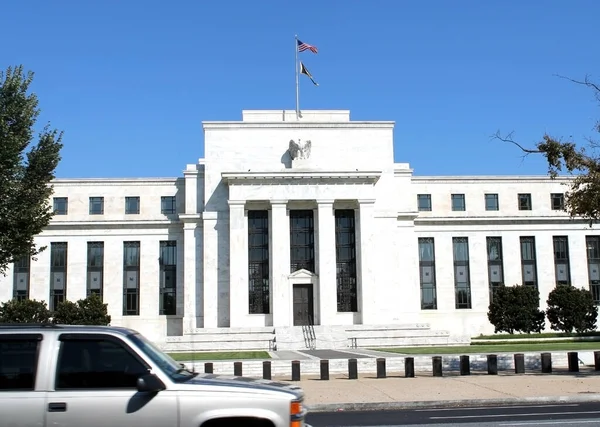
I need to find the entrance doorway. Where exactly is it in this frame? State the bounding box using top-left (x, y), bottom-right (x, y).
top-left (293, 284), bottom-right (314, 326)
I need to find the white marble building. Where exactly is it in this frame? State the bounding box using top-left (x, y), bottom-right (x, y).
top-left (1, 109), bottom-right (599, 350)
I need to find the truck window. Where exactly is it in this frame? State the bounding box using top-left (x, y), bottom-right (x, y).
top-left (0, 335), bottom-right (41, 391)
top-left (55, 337), bottom-right (150, 390)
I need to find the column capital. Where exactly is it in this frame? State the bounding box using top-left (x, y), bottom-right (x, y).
top-left (228, 200), bottom-right (246, 207)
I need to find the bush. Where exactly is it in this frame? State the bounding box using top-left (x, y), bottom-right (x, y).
top-left (53, 294), bottom-right (111, 326)
top-left (546, 285), bottom-right (598, 333)
top-left (0, 298), bottom-right (51, 323)
top-left (488, 285), bottom-right (546, 334)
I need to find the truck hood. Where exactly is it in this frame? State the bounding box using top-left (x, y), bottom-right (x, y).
top-left (183, 373), bottom-right (305, 399)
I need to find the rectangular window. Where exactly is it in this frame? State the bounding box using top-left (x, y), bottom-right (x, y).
top-left (520, 236), bottom-right (538, 288)
top-left (89, 197), bottom-right (104, 215)
top-left (336, 209), bottom-right (358, 312)
top-left (518, 193), bottom-right (532, 210)
top-left (485, 194), bottom-right (499, 211)
top-left (487, 237), bottom-right (504, 302)
top-left (417, 194), bottom-right (432, 211)
top-left (586, 236), bottom-right (600, 304)
top-left (553, 236), bottom-right (571, 286)
top-left (50, 242), bottom-right (68, 311)
top-left (418, 237), bottom-right (437, 310)
top-left (53, 197), bottom-right (68, 215)
top-left (161, 196), bottom-right (176, 214)
top-left (123, 241), bottom-right (140, 316)
top-left (248, 211), bottom-right (270, 314)
top-left (551, 193), bottom-right (565, 210)
top-left (125, 196), bottom-right (140, 214)
top-left (0, 336), bottom-right (41, 391)
top-left (12, 256), bottom-right (30, 300)
top-left (452, 237), bottom-right (471, 309)
top-left (451, 194), bottom-right (466, 211)
top-left (159, 241), bottom-right (177, 315)
top-left (86, 242), bottom-right (104, 298)
top-left (290, 210), bottom-right (315, 273)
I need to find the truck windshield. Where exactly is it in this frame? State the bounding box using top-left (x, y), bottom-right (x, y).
top-left (128, 333), bottom-right (197, 382)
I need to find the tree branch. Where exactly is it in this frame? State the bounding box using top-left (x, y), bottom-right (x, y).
top-left (491, 130), bottom-right (543, 155)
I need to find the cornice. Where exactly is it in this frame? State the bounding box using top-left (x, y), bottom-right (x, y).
top-left (411, 175), bottom-right (575, 184)
top-left (414, 216), bottom-right (593, 227)
top-left (222, 170), bottom-right (381, 184)
top-left (203, 122), bottom-right (395, 130)
top-left (50, 177), bottom-right (183, 187)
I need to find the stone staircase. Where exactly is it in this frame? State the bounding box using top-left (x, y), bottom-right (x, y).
top-left (160, 323), bottom-right (470, 353)
top-left (273, 323), bottom-right (468, 350)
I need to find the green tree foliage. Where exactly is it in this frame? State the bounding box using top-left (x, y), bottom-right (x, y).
top-left (487, 285), bottom-right (546, 334)
top-left (52, 300), bottom-right (82, 325)
top-left (495, 75), bottom-right (600, 225)
top-left (546, 285), bottom-right (598, 333)
top-left (0, 65), bottom-right (63, 275)
top-left (0, 298), bottom-right (51, 323)
top-left (0, 295), bottom-right (110, 326)
top-left (72, 294), bottom-right (111, 326)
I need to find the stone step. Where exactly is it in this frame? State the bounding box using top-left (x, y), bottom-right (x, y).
top-left (162, 340), bottom-right (273, 352)
top-left (166, 332), bottom-right (275, 343)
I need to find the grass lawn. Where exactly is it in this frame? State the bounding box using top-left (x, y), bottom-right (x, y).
top-left (475, 332), bottom-right (600, 340)
top-left (167, 351), bottom-right (270, 361)
top-left (375, 341), bottom-right (600, 355)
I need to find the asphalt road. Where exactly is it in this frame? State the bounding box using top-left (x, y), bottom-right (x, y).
top-left (305, 402), bottom-right (600, 426)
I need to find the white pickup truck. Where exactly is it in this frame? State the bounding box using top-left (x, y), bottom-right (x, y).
top-left (0, 324), bottom-right (310, 427)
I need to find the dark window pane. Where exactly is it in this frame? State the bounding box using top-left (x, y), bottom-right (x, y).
top-left (0, 338), bottom-right (40, 390)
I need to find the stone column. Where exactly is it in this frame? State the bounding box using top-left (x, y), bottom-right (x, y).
top-left (202, 212), bottom-right (219, 328)
top-left (270, 200), bottom-right (291, 327)
top-left (228, 200), bottom-right (248, 328)
top-left (183, 222), bottom-right (198, 332)
top-left (356, 199), bottom-right (376, 324)
top-left (317, 200), bottom-right (337, 325)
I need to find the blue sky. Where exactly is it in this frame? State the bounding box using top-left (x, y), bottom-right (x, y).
top-left (3, 0), bottom-right (599, 178)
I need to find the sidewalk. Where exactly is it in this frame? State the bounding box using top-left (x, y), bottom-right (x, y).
top-left (292, 369), bottom-right (600, 412)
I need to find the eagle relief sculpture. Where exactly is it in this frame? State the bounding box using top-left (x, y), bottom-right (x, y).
top-left (288, 138), bottom-right (311, 160)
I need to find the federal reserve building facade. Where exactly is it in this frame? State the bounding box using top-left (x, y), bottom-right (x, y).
top-left (1, 109), bottom-right (598, 351)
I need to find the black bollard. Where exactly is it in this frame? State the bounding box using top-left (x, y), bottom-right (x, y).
top-left (348, 358), bottom-right (358, 380)
top-left (460, 355), bottom-right (470, 376)
top-left (595, 351), bottom-right (600, 371)
top-left (487, 354), bottom-right (498, 375)
top-left (234, 361), bottom-right (243, 377)
top-left (263, 361), bottom-right (271, 380)
top-left (291, 360), bottom-right (301, 381)
top-left (204, 362), bottom-right (213, 374)
top-left (568, 352), bottom-right (579, 372)
top-left (541, 352), bottom-right (552, 374)
top-left (376, 358), bottom-right (387, 379)
top-left (405, 357), bottom-right (415, 378)
top-left (432, 356), bottom-right (443, 377)
top-left (320, 359), bottom-right (329, 380)
top-left (514, 353), bottom-right (525, 374)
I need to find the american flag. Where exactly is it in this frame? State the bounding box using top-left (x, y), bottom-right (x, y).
top-left (297, 39), bottom-right (318, 54)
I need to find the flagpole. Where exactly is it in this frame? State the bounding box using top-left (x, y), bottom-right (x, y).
top-left (295, 34), bottom-right (300, 119)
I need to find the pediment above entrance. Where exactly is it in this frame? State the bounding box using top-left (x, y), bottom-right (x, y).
top-left (288, 268), bottom-right (317, 279)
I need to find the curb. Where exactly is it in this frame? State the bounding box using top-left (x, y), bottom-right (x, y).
top-left (306, 394), bottom-right (600, 413)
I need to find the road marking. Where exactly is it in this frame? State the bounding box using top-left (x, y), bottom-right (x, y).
top-left (500, 420), bottom-right (600, 426)
top-left (417, 404), bottom-right (580, 412)
top-left (430, 410), bottom-right (600, 420)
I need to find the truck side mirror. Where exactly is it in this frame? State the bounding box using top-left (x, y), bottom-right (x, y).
top-left (137, 373), bottom-right (166, 393)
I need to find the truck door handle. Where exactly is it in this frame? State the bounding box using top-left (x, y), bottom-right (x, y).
top-left (48, 402), bottom-right (67, 412)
